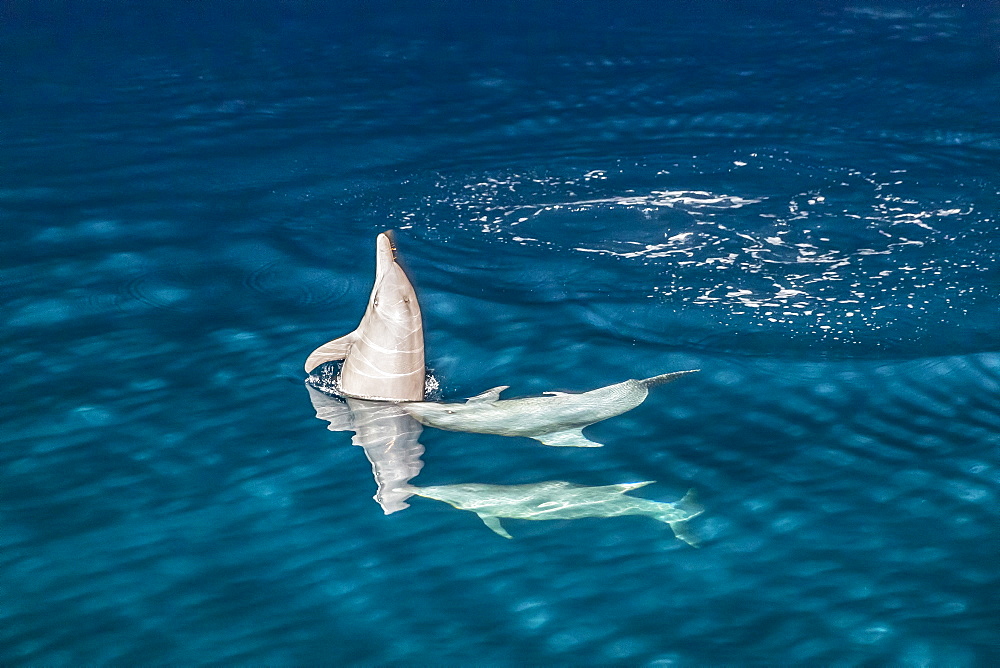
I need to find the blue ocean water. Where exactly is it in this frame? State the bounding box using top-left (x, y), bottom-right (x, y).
top-left (2, 1), bottom-right (998, 664)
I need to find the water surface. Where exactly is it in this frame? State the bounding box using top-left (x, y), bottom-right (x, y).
top-left (1, 2), bottom-right (998, 665)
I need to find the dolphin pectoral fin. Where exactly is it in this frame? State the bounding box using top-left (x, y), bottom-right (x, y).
top-left (478, 514), bottom-right (512, 538)
top-left (536, 428), bottom-right (603, 448)
top-left (466, 386), bottom-right (509, 403)
top-left (304, 332), bottom-right (357, 373)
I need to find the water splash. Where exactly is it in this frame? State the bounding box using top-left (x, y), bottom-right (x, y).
top-left (365, 153), bottom-right (997, 358)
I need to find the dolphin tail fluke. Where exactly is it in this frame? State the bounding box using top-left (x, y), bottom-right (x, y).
top-left (304, 331), bottom-right (357, 373)
top-left (663, 489), bottom-right (704, 547)
top-left (640, 369), bottom-right (700, 388)
top-left (536, 428), bottom-right (604, 448)
top-left (479, 514), bottom-right (513, 538)
top-left (668, 519), bottom-right (700, 547)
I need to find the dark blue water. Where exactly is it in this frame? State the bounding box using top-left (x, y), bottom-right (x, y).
top-left (2, 2), bottom-right (998, 664)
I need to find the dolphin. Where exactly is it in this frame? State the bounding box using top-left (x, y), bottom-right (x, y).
top-left (306, 384), bottom-right (424, 514)
top-left (304, 231), bottom-right (425, 402)
top-left (399, 370), bottom-right (698, 447)
top-left (407, 480), bottom-right (703, 546)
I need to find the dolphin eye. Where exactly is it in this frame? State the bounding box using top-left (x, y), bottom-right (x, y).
top-left (373, 297), bottom-right (379, 307)
top-left (446, 409), bottom-right (456, 414)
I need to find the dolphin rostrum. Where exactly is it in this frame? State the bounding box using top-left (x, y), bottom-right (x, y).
top-left (304, 231), bottom-right (425, 402)
top-left (306, 384), bottom-right (424, 514)
top-left (407, 480), bottom-right (703, 546)
top-left (400, 370), bottom-right (698, 447)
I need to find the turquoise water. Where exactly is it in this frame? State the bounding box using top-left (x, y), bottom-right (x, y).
top-left (2, 2), bottom-right (998, 665)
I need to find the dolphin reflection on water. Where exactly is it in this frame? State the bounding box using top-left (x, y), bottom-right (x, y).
top-left (401, 371), bottom-right (699, 447)
top-left (406, 480), bottom-right (703, 546)
top-left (306, 384), bottom-right (424, 514)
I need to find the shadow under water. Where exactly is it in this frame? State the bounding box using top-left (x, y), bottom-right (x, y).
top-left (407, 480), bottom-right (703, 546)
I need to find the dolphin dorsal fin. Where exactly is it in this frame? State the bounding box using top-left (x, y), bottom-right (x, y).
top-left (466, 386), bottom-right (509, 404)
top-left (304, 331), bottom-right (358, 373)
top-left (609, 481), bottom-right (656, 493)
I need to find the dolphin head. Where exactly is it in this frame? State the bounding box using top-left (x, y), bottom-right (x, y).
top-left (369, 232), bottom-right (422, 329)
top-left (399, 401), bottom-right (467, 429)
top-left (407, 483), bottom-right (490, 509)
top-left (335, 231), bottom-right (425, 400)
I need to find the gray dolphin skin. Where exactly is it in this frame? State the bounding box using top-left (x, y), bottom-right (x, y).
top-left (407, 480), bottom-right (703, 546)
top-left (304, 231), bottom-right (425, 402)
top-left (400, 370), bottom-right (699, 447)
top-left (306, 385), bottom-right (424, 514)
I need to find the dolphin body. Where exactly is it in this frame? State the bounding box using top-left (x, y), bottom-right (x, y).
top-left (306, 384), bottom-right (424, 514)
top-left (400, 370), bottom-right (698, 447)
top-left (304, 232), bottom-right (425, 402)
top-left (408, 480), bottom-right (703, 546)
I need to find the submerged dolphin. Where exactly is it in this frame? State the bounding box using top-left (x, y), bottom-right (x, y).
top-left (306, 384), bottom-right (424, 514)
top-left (408, 480), bottom-right (703, 546)
top-left (305, 231), bottom-right (425, 402)
top-left (400, 370), bottom-right (698, 447)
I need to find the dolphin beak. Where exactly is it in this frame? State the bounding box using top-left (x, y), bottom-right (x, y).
top-left (375, 231), bottom-right (398, 281)
top-left (406, 486), bottom-right (439, 500)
